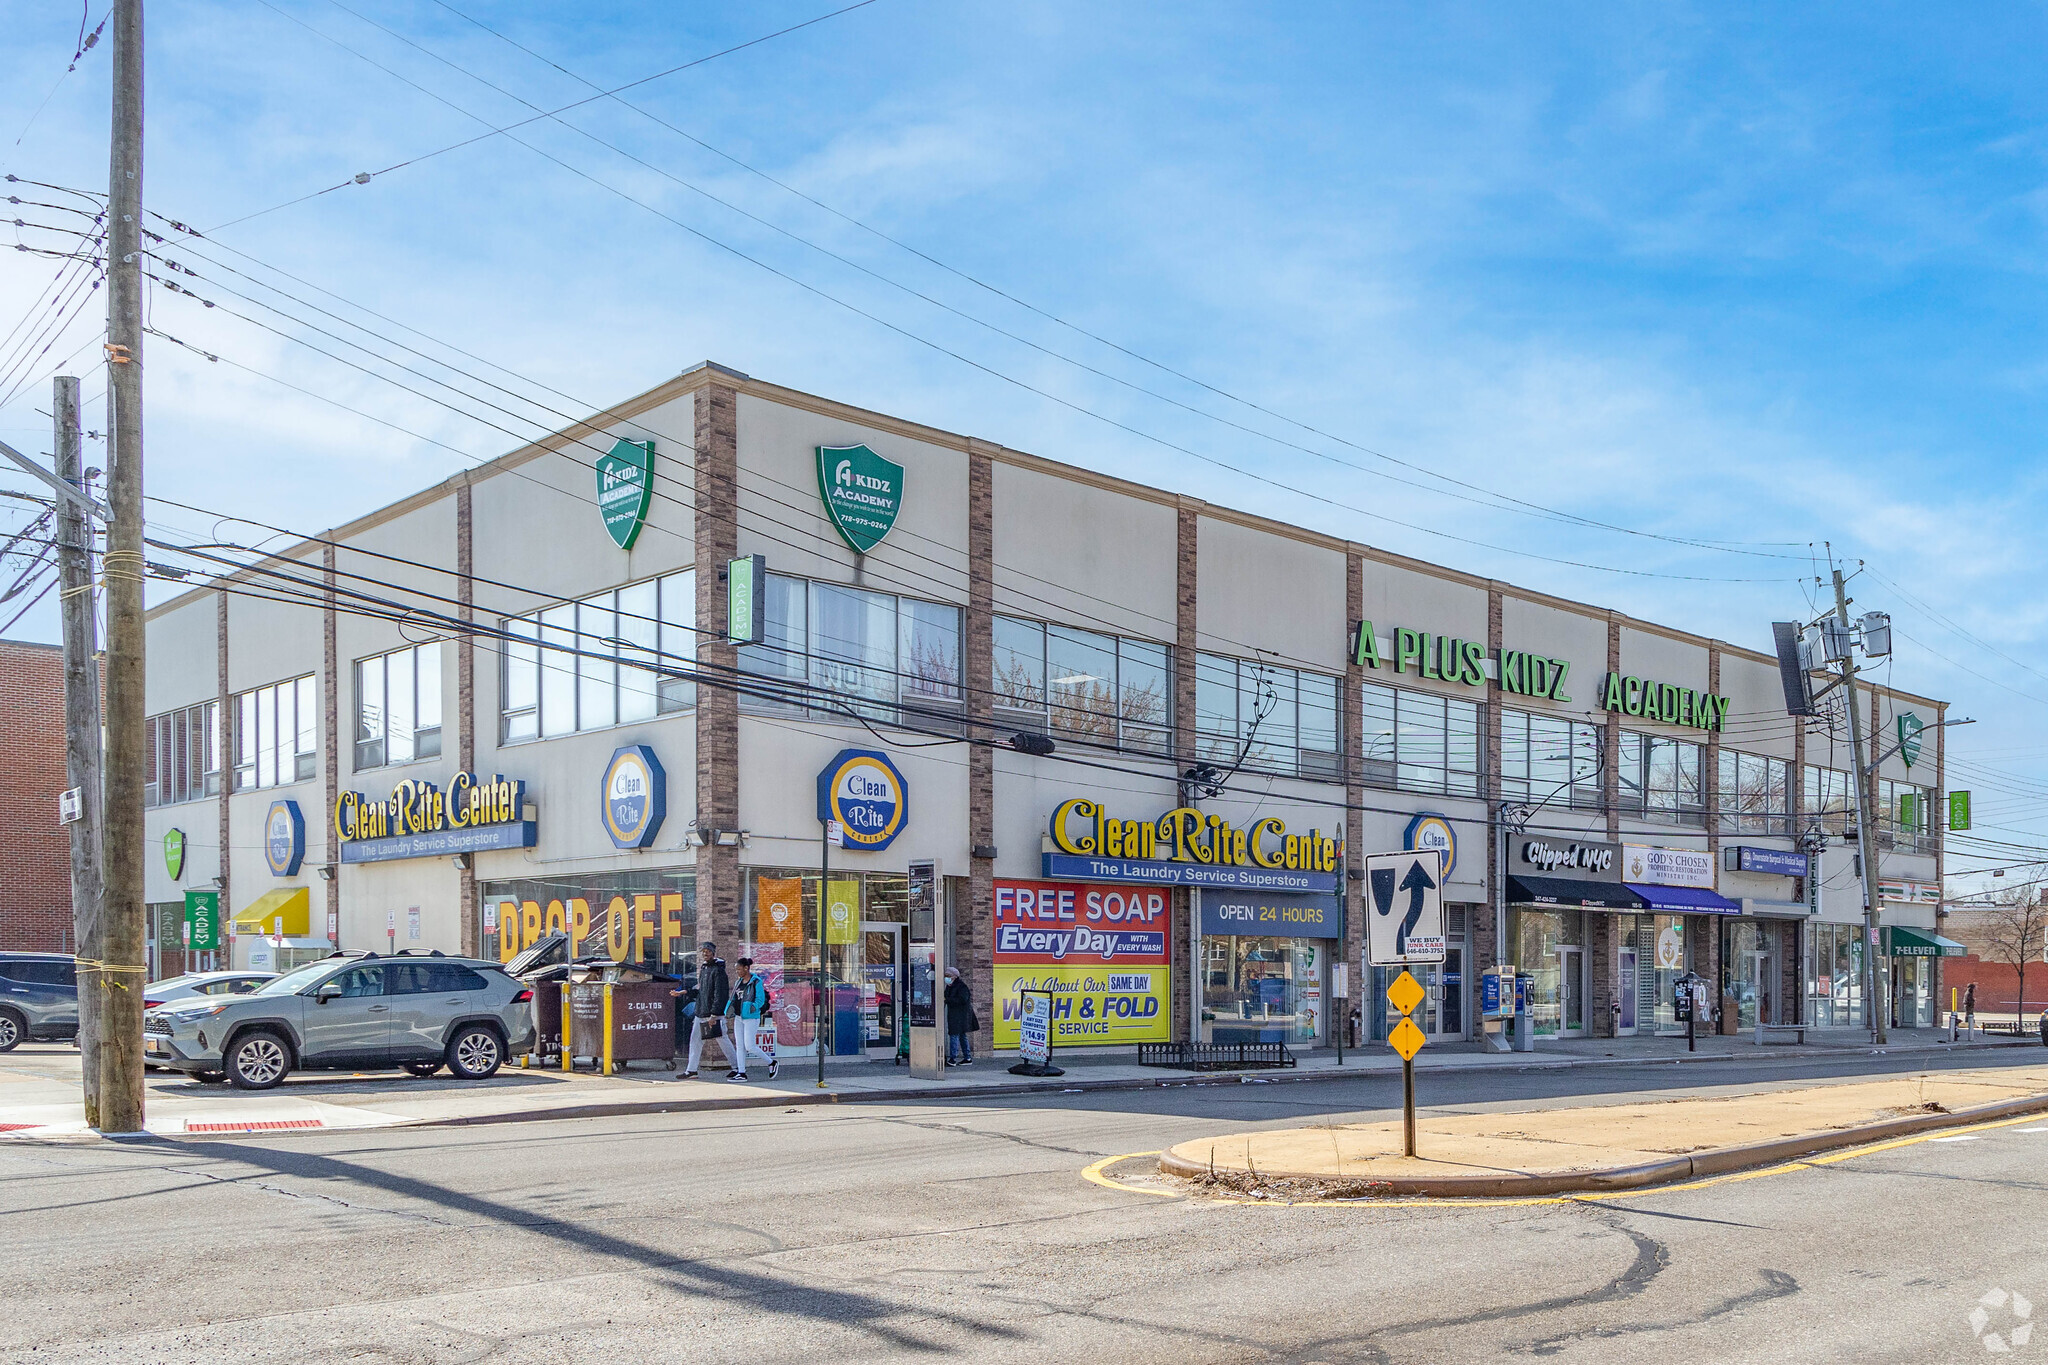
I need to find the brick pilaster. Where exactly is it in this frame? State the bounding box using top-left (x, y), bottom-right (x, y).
top-left (322, 544), bottom-right (339, 945)
top-left (694, 383), bottom-right (742, 951)
top-left (1604, 614), bottom-right (1622, 841)
top-left (1173, 502), bottom-right (1200, 1042)
top-left (965, 441), bottom-right (995, 1052)
top-left (1705, 646), bottom-right (1722, 858)
top-left (456, 480), bottom-right (477, 956)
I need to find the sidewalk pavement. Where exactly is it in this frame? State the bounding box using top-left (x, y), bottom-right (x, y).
top-left (0, 1026), bottom-right (2034, 1140)
top-left (1156, 1063), bottom-right (2048, 1197)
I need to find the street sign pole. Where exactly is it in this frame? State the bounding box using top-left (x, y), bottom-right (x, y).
top-left (1403, 1054), bottom-right (1416, 1157)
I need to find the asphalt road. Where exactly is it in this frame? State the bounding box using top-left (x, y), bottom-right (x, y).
top-left (4, 1049), bottom-right (2044, 1364)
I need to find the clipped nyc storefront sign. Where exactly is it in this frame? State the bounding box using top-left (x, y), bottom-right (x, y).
top-left (334, 773), bottom-right (536, 864)
top-left (596, 438), bottom-right (654, 550)
top-left (816, 748), bottom-right (909, 851)
top-left (816, 443), bottom-right (903, 554)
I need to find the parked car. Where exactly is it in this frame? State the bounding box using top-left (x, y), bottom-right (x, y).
top-left (0, 952), bottom-right (78, 1052)
top-left (143, 950), bottom-right (535, 1089)
top-left (143, 971), bottom-right (277, 1007)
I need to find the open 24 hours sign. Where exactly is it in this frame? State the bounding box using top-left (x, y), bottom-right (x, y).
top-left (992, 879), bottom-right (1171, 1049)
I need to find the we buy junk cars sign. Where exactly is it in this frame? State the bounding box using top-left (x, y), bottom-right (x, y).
top-left (992, 879), bottom-right (1170, 1049)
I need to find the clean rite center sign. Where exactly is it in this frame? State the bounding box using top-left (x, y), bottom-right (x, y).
top-left (816, 444), bottom-right (904, 554)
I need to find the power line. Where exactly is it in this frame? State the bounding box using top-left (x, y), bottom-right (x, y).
top-left (177, 23), bottom-right (1795, 588)
top-left (206, 0), bottom-right (884, 232)
top-left (313, 0), bottom-right (1811, 566)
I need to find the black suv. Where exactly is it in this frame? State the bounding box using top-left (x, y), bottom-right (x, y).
top-left (0, 952), bottom-right (79, 1051)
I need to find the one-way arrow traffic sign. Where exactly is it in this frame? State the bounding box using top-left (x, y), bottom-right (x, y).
top-left (1366, 849), bottom-right (1447, 966)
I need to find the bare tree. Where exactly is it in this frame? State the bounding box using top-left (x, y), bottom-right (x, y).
top-left (1980, 895), bottom-right (2048, 1021)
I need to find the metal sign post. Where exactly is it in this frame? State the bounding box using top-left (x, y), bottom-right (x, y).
top-left (1368, 850), bottom-right (1445, 1160)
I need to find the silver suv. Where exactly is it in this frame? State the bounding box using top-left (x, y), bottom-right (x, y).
top-left (0, 953), bottom-right (79, 1052)
top-left (144, 951), bottom-right (535, 1089)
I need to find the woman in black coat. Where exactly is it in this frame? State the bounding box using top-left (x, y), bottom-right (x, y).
top-left (944, 967), bottom-right (975, 1065)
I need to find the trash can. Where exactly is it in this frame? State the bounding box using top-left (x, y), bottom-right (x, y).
top-left (521, 962), bottom-right (573, 1065)
top-left (563, 961), bottom-right (679, 1073)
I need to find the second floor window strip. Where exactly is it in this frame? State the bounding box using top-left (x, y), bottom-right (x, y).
top-left (995, 616), bottom-right (1170, 755)
top-left (1363, 682), bottom-right (1480, 796)
top-left (355, 644), bottom-right (443, 770)
top-left (235, 674), bottom-right (316, 791)
top-left (1804, 766), bottom-right (1856, 836)
top-left (1499, 708), bottom-right (1602, 810)
top-left (145, 701), bottom-right (219, 806)
top-left (740, 573), bottom-right (963, 726)
top-left (1196, 654), bottom-right (1342, 779)
top-left (1717, 749), bottom-right (1791, 835)
top-left (502, 570), bottom-right (696, 744)
top-left (1619, 731), bottom-right (1705, 826)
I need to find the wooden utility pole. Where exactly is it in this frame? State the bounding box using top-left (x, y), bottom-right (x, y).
top-left (1831, 566), bottom-right (1886, 1046)
top-left (98, 0), bottom-right (147, 1133)
top-left (54, 375), bottom-right (106, 1127)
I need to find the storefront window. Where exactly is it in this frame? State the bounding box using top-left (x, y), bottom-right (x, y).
top-left (1201, 937), bottom-right (1324, 1044)
top-left (1805, 922), bottom-right (1865, 1028)
top-left (1630, 914), bottom-right (1687, 1034)
top-left (1509, 907), bottom-right (1583, 1036)
top-left (481, 871), bottom-right (697, 971)
top-left (742, 868), bottom-right (908, 1058)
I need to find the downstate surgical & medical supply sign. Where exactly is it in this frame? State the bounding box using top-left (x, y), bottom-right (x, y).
top-left (993, 879), bottom-right (1171, 1048)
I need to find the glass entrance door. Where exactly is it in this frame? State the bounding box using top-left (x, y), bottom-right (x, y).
top-left (1617, 946), bottom-right (1639, 1035)
top-left (862, 924), bottom-right (905, 1057)
top-left (1558, 947), bottom-right (1585, 1036)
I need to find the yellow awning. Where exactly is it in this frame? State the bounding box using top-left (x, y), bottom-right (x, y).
top-left (232, 887), bottom-right (311, 936)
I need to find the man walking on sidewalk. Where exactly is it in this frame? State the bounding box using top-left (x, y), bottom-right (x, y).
top-left (675, 941), bottom-right (733, 1080)
top-left (725, 957), bottom-right (778, 1082)
top-left (945, 966), bottom-right (976, 1066)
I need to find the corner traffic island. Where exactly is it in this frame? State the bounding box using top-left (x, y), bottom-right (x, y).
top-left (1155, 1065), bottom-right (2048, 1198)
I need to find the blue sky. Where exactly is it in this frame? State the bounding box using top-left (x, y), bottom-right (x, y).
top-left (2, 2), bottom-right (2044, 874)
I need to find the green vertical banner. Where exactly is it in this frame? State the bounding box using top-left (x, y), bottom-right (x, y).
top-left (727, 553), bottom-right (765, 646)
top-left (823, 879), bottom-right (861, 944)
top-left (1949, 790), bottom-right (1971, 831)
top-left (185, 889), bottom-right (221, 951)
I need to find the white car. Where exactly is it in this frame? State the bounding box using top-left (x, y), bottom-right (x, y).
top-left (143, 972), bottom-right (277, 1008)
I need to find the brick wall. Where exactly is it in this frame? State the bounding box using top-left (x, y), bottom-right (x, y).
top-left (965, 441), bottom-right (996, 1053)
top-left (0, 639), bottom-right (72, 950)
top-left (694, 381), bottom-right (742, 950)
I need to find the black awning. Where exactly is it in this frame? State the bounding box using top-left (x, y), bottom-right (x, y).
top-left (1507, 874), bottom-right (1647, 911)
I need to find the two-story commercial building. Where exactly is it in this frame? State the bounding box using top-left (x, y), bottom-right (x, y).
top-left (140, 361), bottom-right (1951, 1058)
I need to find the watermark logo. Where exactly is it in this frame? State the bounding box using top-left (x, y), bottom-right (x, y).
top-left (1970, 1288), bottom-right (2033, 1353)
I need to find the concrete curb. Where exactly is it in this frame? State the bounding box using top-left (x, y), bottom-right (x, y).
top-left (1153, 1090), bottom-right (2048, 1197)
top-left (414, 1036), bottom-right (2036, 1130)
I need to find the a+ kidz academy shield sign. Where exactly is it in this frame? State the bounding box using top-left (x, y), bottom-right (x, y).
top-left (597, 438), bottom-right (655, 549)
top-left (816, 444), bottom-right (903, 554)
top-left (816, 748), bottom-right (909, 851)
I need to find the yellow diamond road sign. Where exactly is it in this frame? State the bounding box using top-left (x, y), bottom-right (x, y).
top-left (1389, 1016), bottom-right (1427, 1061)
top-left (1387, 969), bottom-right (1425, 1018)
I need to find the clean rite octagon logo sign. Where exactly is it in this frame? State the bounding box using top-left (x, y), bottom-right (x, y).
top-left (816, 444), bottom-right (903, 554)
top-left (597, 438), bottom-right (655, 550)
